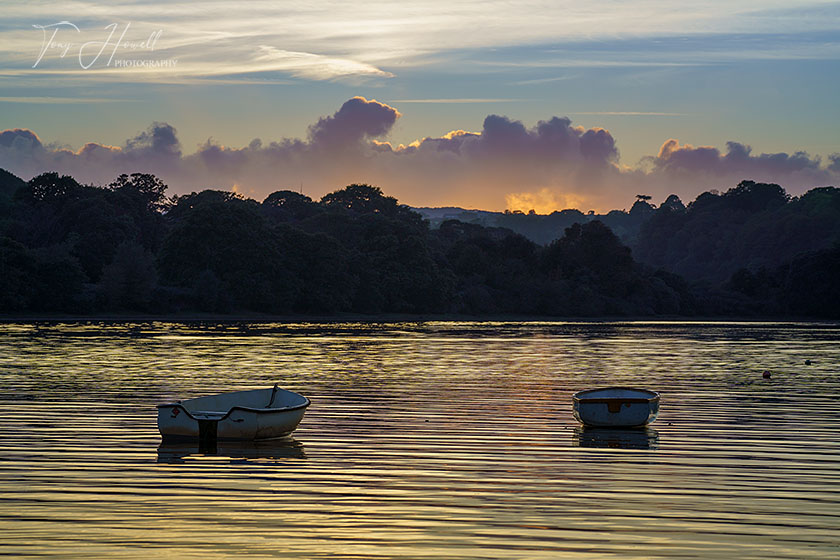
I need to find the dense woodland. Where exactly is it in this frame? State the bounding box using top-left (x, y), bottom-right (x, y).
top-left (0, 168), bottom-right (838, 317)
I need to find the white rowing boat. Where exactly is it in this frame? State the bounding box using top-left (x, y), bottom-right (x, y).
top-left (157, 384), bottom-right (310, 441)
top-left (572, 387), bottom-right (660, 428)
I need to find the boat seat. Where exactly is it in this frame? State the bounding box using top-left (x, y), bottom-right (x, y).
top-left (191, 411), bottom-right (226, 420)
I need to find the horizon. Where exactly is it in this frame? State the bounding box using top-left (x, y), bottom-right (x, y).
top-left (1, 1), bottom-right (839, 212)
top-left (3, 165), bottom-right (802, 218)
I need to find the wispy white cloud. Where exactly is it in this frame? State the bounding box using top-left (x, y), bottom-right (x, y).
top-left (569, 111), bottom-right (687, 116)
top-left (254, 46), bottom-right (393, 80)
top-left (389, 98), bottom-right (519, 103)
top-left (513, 75), bottom-right (575, 85)
top-left (479, 60), bottom-right (708, 68)
top-left (0, 96), bottom-right (133, 103)
top-left (3, 0), bottom-right (838, 85)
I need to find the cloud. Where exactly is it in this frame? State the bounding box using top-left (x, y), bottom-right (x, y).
top-left (309, 96), bottom-right (400, 149)
top-left (829, 153), bottom-right (840, 174)
top-left (0, 96), bottom-right (133, 104)
top-left (6, 1), bottom-right (838, 86)
top-left (1, 98), bottom-right (837, 212)
top-left (254, 47), bottom-right (394, 81)
top-left (124, 122), bottom-right (182, 158)
top-left (390, 99), bottom-right (520, 104)
top-left (384, 114), bottom-right (617, 165)
top-left (650, 138), bottom-right (828, 182)
top-left (0, 123), bottom-right (179, 182)
top-left (0, 128), bottom-right (43, 151)
top-left (570, 111), bottom-right (686, 116)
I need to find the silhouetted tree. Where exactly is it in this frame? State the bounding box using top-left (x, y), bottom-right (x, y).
top-left (109, 173), bottom-right (170, 212)
top-left (262, 190), bottom-right (320, 223)
top-left (660, 194), bottom-right (685, 212)
top-left (166, 190), bottom-right (246, 221)
top-left (10, 176), bottom-right (141, 282)
top-left (0, 236), bottom-right (35, 311)
top-left (634, 181), bottom-right (840, 287)
top-left (781, 244), bottom-right (840, 317)
top-left (100, 241), bottom-right (159, 310)
top-left (321, 184), bottom-right (398, 214)
top-left (159, 194), bottom-right (300, 312)
top-left (19, 172), bottom-right (82, 202)
top-left (724, 180), bottom-right (789, 213)
top-left (28, 243), bottom-right (87, 312)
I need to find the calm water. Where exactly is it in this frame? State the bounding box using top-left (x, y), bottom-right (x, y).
top-left (1, 321), bottom-right (839, 559)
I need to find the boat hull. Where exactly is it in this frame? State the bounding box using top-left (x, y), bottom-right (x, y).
top-left (157, 387), bottom-right (309, 441)
top-left (573, 387), bottom-right (659, 428)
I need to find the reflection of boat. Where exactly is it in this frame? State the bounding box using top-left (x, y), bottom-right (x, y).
top-left (573, 387), bottom-right (659, 428)
top-left (157, 437), bottom-right (306, 463)
top-left (157, 384), bottom-right (310, 441)
top-left (575, 426), bottom-right (659, 449)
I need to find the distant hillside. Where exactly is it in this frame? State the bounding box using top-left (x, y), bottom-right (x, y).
top-left (414, 198), bottom-right (660, 245)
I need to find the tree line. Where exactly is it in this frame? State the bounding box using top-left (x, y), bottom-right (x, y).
top-left (632, 180), bottom-right (840, 317)
top-left (0, 169), bottom-right (836, 317)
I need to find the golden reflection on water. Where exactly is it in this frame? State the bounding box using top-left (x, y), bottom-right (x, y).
top-left (1, 321), bottom-right (839, 559)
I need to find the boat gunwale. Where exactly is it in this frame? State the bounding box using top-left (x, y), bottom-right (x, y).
top-left (156, 399), bottom-right (310, 422)
top-left (573, 387), bottom-right (660, 403)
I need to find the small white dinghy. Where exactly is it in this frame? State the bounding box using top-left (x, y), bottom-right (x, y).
top-left (157, 384), bottom-right (310, 441)
top-left (573, 387), bottom-right (660, 428)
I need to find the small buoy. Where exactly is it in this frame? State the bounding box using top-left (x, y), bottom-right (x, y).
top-left (805, 360), bottom-right (812, 365)
top-left (762, 370), bottom-right (771, 379)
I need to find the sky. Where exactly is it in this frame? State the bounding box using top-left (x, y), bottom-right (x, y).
top-left (1, 0), bottom-right (839, 212)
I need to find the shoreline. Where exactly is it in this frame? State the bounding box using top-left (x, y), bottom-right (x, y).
top-left (1, 312), bottom-right (837, 325)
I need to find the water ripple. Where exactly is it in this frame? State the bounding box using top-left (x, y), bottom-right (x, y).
top-left (1, 321), bottom-right (838, 559)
